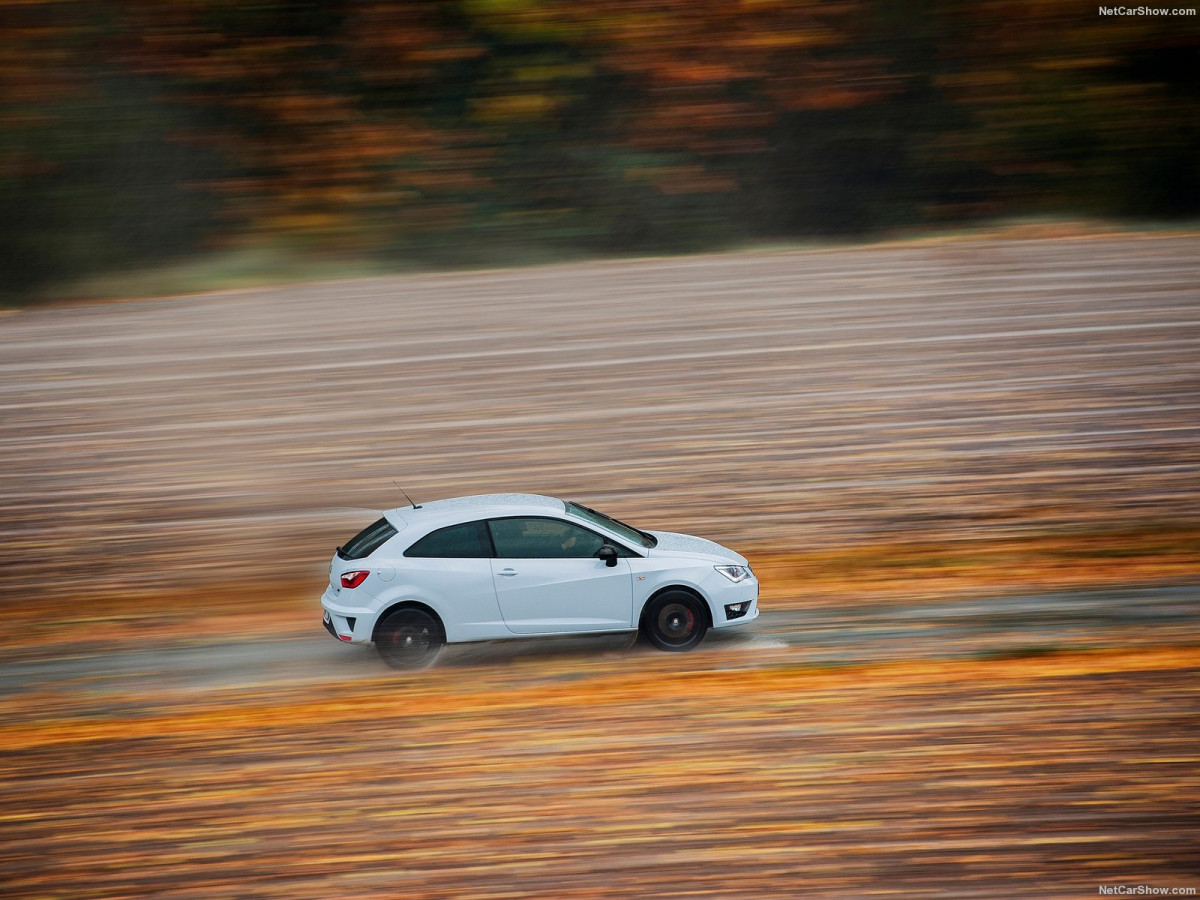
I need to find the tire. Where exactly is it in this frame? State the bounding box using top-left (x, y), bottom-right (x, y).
top-left (641, 590), bottom-right (708, 652)
top-left (375, 607), bottom-right (445, 669)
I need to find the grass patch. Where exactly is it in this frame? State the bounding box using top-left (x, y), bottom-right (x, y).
top-left (20, 238), bottom-right (606, 309)
top-left (19, 219), bottom-right (1200, 310)
top-left (27, 245), bottom-right (398, 308)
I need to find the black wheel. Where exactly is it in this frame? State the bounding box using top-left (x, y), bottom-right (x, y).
top-left (375, 608), bottom-right (444, 669)
top-left (641, 590), bottom-right (708, 652)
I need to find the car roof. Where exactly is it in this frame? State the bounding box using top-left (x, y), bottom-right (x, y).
top-left (385, 493), bottom-right (567, 530)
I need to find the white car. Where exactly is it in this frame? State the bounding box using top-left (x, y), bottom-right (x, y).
top-left (321, 493), bottom-right (759, 668)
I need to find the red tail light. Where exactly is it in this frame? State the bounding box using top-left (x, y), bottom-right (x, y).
top-left (340, 570), bottom-right (370, 589)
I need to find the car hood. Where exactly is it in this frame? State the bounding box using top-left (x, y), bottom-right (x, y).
top-left (645, 530), bottom-right (747, 565)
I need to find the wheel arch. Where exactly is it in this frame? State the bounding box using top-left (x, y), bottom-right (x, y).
top-left (639, 584), bottom-right (713, 629)
top-left (372, 599), bottom-right (446, 643)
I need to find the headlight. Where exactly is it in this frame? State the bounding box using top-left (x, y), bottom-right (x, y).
top-left (715, 565), bottom-right (751, 583)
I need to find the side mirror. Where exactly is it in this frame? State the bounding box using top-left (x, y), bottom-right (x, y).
top-left (597, 544), bottom-right (619, 567)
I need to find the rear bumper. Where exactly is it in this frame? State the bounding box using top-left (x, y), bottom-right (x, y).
top-left (322, 587), bottom-right (370, 642)
top-left (322, 608), bottom-right (355, 642)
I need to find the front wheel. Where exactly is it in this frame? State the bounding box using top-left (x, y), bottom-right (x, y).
top-left (375, 608), bottom-right (445, 669)
top-left (641, 591), bottom-right (708, 652)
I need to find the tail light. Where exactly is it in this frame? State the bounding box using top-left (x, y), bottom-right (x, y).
top-left (340, 570), bottom-right (370, 589)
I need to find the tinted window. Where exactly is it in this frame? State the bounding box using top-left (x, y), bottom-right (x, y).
top-left (488, 517), bottom-right (608, 559)
top-left (338, 517), bottom-right (398, 560)
top-left (565, 501), bottom-right (656, 548)
top-left (405, 521), bottom-right (492, 558)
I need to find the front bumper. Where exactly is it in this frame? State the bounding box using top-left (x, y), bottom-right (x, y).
top-left (710, 579), bottom-right (759, 628)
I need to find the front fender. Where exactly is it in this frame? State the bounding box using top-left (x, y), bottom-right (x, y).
top-left (628, 560), bottom-right (716, 617)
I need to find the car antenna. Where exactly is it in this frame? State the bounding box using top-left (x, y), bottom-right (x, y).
top-left (393, 481), bottom-right (421, 509)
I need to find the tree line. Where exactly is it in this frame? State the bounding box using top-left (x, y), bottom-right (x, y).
top-left (2, 0), bottom-right (1197, 298)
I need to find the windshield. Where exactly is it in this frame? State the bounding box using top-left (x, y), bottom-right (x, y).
top-left (565, 501), bottom-right (657, 549)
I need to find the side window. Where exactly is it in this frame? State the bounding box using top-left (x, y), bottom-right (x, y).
top-left (405, 521), bottom-right (492, 558)
top-left (488, 517), bottom-right (608, 559)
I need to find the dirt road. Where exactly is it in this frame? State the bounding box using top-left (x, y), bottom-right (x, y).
top-left (2, 584), bottom-right (1196, 696)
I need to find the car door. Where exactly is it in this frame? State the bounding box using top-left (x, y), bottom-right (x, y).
top-left (487, 516), bottom-right (634, 634)
top-left (402, 520), bottom-right (504, 638)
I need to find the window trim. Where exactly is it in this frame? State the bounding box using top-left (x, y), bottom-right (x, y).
top-left (564, 501), bottom-right (657, 549)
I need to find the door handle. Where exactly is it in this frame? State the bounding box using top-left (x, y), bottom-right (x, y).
top-left (499, 567), bottom-right (518, 576)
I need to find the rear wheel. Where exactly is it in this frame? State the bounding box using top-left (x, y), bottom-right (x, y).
top-left (375, 608), bottom-right (444, 669)
top-left (641, 590), bottom-right (708, 651)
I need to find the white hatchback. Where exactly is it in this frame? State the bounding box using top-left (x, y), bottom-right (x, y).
top-left (321, 493), bottom-right (759, 668)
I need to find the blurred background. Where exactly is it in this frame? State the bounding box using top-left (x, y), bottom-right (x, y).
top-left (2, 4), bottom-right (1199, 899)
top-left (3, 0), bottom-right (1198, 303)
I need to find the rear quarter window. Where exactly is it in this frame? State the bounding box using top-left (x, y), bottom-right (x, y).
top-left (405, 521), bottom-right (492, 558)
